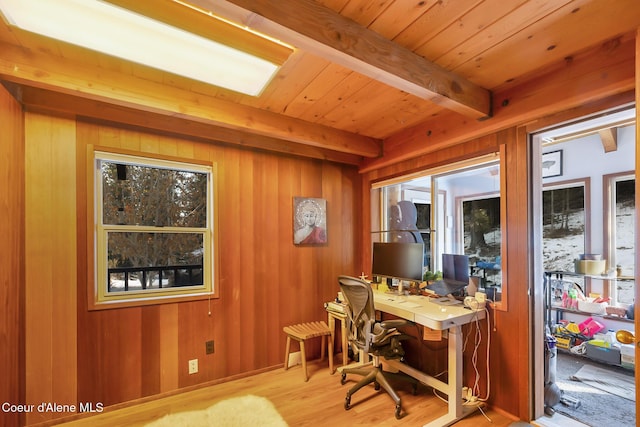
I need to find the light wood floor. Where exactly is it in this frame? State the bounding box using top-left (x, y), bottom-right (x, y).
top-left (48, 359), bottom-right (522, 427)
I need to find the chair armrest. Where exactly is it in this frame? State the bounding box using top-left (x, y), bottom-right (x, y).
top-left (379, 319), bottom-right (413, 329)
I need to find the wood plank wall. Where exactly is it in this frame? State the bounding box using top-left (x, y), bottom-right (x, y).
top-left (0, 83), bottom-right (25, 427)
top-left (18, 112), bottom-right (361, 425)
top-left (360, 130), bottom-right (529, 419)
top-left (4, 76), bottom-right (635, 427)
top-left (24, 111), bottom-right (78, 426)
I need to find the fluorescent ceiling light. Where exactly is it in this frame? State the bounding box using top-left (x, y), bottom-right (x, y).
top-left (0, 0), bottom-right (286, 96)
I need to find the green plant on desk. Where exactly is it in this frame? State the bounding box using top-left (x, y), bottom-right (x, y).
top-left (420, 270), bottom-right (442, 289)
top-left (422, 270), bottom-right (442, 284)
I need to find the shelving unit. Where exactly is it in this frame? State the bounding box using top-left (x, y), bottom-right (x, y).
top-left (544, 271), bottom-right (635, 370)
top-left (545, 271), bottom-right (633, 325)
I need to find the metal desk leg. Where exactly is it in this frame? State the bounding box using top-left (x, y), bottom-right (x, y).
top-left (423, 325), bottom-right (478, 427)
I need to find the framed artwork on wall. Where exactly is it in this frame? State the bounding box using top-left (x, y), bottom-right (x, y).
top-left (293, 197), bottom-right (327, 245)
top-left (542, 150), bottom-right (563, 178)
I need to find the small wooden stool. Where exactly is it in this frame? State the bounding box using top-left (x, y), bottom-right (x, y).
top-left (283, 321), bottom-right (333, 381)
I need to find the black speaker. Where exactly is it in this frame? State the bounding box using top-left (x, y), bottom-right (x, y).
top-left (116, 164), bottom-right (127, 180)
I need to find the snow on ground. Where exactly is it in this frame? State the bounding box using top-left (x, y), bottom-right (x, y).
top-left (110, 278), bottom-right (169, 290)
top-left (543, 205), bottom-right (635, 304)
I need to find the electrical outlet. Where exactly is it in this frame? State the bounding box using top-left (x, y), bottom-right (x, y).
top-left (206, 340), bottom-right (214, 354)
top-left (188, 359), bottom-right (198, 374)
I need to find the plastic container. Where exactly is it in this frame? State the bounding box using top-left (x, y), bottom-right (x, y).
top-left (574, 259), bottom-right (606, 275)
top-left (566, 322), bottom-right (580, 334)
top-left (586, 341), bottom-right (621, 365)
top-left (568, 289), bottom-right (578, 310)
top-left (555, 336), bottom-right (572, 350)
top-left (620, 344), bottom-right (635, 369)
top-left (578, 317), bottom-right (604, 338)
top-left (578, 299), bottom-right (607, 314)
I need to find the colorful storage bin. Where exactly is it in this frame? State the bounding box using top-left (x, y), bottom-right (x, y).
top-left (578, 317), bottom-right (605, 338)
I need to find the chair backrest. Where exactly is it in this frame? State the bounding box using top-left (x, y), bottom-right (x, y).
top-left (396, 200), bottom-right (424, 244)
top-left (338, 275), bottom-right (376, 354)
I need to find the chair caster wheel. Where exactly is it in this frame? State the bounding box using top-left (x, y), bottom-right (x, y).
top-left (344, 395), bottom-right (352, 410)
top-left (341, 373), bottom-right (347, 385)
top-left (374, 381), bottom-right (380, 391)
top-left (412, 383), bottom-right (418, 395)
top-left (395, 404), bottom-right (402, 419)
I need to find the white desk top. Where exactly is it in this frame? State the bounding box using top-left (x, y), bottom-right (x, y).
top-left (373, 292), bottom-right (485, 330)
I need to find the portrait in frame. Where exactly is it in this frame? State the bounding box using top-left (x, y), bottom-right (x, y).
top-left (293, 197), bottom-right (327, 245)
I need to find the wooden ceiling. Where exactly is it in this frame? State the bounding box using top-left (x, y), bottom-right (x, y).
top-left (0, 0), bottom-right (638, 168)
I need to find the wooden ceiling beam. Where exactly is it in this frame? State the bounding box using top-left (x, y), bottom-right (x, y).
top-left (11, 85), bottom-right (364, 165)
top-left (0, 41), bottom-right (381, 159)
top-left (360, 34), bottom-right (636, 172)
top-left (598, 128), bottom-right (618, 153)
top-left (190, 0), bottom-right (492, 119)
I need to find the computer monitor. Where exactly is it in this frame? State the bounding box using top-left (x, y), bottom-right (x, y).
top-left (442, 253), bottom-right (470, 284)
top-left (426, 253), bottom-right (470, 296)
top-left (371, 242), bottom-right (424, 283)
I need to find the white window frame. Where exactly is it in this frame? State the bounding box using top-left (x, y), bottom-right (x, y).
top-left (541, 179), bottom-right (589, 272)
top-left (371, 152), bottom-right (507, 307)
top-left (91, 149), bottom-right (216, 308)
top-left (604, 171), bottom-right (635, 305)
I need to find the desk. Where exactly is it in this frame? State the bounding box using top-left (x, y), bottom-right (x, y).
top-left (373, 293), bottom-right (485, 427)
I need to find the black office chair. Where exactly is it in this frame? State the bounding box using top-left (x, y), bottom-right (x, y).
top-left (337, 275), bottom-right (418, 419)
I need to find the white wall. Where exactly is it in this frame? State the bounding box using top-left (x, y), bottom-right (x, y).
top-left (543, 125), bottom-right (635, 256)
top-left (540, 111), bottom-right (636, 333)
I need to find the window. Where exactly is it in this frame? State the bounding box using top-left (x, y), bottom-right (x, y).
top-left (542, 182), bottom-right (587, 272)
top-left (461, 196), bottom-right (501, 288)
top-left (437, 164), bottom-right (502, 294)
top-left (605, 173), bottom-right (635, 305)
top-left (542, 181), bottom-right (588, 300)
top-left (93, 150), bottom-right (215, 306)
top-left (371, 153), bottom-right (505, 304)
top-left (374, 185), bottom-right (431, 263)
